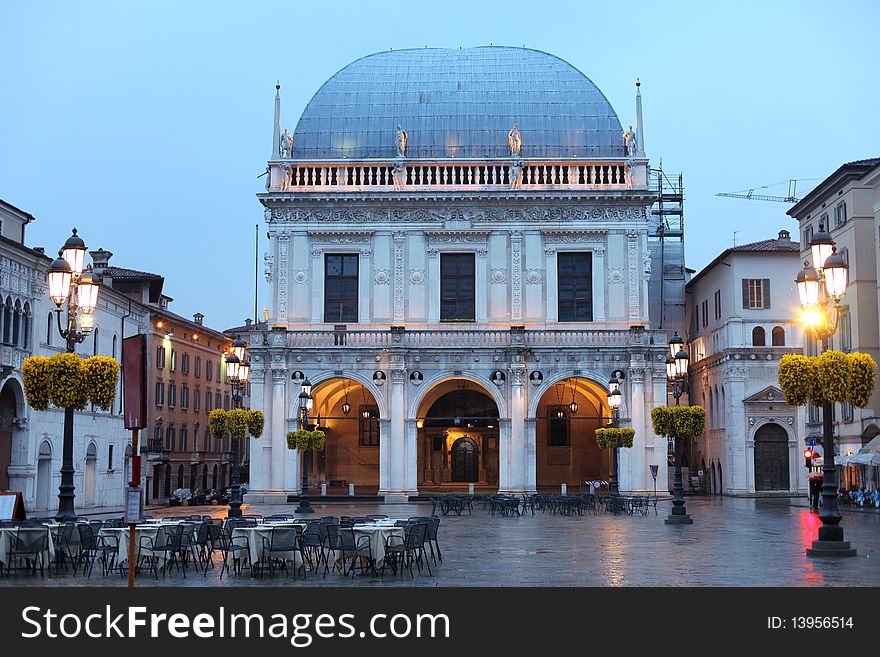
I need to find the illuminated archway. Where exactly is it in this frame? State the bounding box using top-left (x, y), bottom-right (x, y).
top-left (415, 378), bottom-right (500, 490)
top-left (309, 377), bottom-right (382, 492)
top-left (534, 376), bottom-right (611, 489)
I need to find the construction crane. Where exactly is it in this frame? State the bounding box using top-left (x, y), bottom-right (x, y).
top-left (716, 179), bottom-right (802, 203)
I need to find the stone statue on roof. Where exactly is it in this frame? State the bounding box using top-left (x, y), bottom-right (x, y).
top-left (391, 161), bottom-right (407, 188)
top-left (510, 160), bottom-right (524, 189)
top-left (508, 124), bottom-right (522, 157)
top-left (279, 128), bottom-right (293, 158)
top-left (395, 124), bottom-right (408, 158)
top-left (623, 125), bottom-right (637, 157)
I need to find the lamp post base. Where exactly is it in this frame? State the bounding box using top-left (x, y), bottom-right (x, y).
top-left (295, 502), bottom-right (315, 514)
top-left (806, 540), bottom-right (857, 558)
top-left (665, 514), bottom-right (693, 525)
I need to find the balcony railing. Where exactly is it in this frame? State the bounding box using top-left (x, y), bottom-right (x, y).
top-left (267, 158), bottom-right (647, 194)
top-left (274, 327), bottom-right (664, 350)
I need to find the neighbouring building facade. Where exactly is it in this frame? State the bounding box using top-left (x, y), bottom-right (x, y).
top-left (787, 157), bottom-right (880, 484)
top-left (686, 230), bottom-right (807, 496)
top-left (87, 250), bottom-right (235, 504)
top-left (248, 47), bottom-right (683, 502)
top-left (0, 202), bottom-right (150, 516)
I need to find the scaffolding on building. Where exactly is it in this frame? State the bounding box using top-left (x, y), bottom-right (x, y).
top-left (648, 161), bottom-right (686, 333)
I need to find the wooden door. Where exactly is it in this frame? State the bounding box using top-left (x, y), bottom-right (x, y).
top-left (754, 423), bottom-right (790, 491)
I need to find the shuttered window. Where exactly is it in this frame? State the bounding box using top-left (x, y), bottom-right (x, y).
top-left (742, 279), bottom-right (771, 309)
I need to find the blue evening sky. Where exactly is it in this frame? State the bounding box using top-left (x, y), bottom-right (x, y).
top-left (1, 0), bottom-right (878, 331)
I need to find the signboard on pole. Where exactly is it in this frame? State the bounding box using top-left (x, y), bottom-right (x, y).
top-left (123, 334), bottom-right (147, 430)
top-left (124, 487), bottom-right (143, 524)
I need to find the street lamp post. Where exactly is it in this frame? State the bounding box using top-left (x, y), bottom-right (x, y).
top-left (296, 378), bottom-right (315, 514)
top-left (796, 221), bottom-right (856, 557)
top-left (665, 333), bottom-right (693, 525)
top-left (47, 229), bottom-right (99, 521)
top-left (225, 338), bottom-right (250, 518)
top-left (607, 371), bottom-right (625, 499)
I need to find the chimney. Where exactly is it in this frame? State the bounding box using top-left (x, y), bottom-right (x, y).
top-left (777, 229), bottom-right (791, 243)
top-left (245, 318), bottom-right (252, 327)
top-left (90, 248), bottom-right (113, 272)
top-left (193, 312), bottom-right (204, 325)
top-left (33, 247), bottom-right (45, 255)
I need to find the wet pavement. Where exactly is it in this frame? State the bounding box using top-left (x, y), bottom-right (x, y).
top-left (3, 496), bottom-right (878, 587)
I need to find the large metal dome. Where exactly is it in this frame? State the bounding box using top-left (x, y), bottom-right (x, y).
top-left (291, 46), bottom-right (625, 160)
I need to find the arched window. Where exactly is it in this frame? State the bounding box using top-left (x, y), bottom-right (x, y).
top-left (47, 312), bottom-right (53, 346)
top-left (112, 334), bottom-right (117, 359)
top-left (93, 327), bottom-right (99, 355)
top-left (708, 388), bottom-right (714, 428)
top-left (12, 300), bottom-right (21, 346)
top-left (22, 302), bottom-right (31, 349)
top-left (752, 326), bottom-right (766, 347)
top-left (771, 326), bottom-right (785, 346)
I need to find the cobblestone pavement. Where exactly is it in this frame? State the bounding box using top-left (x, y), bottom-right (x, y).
top-left (3, 497), bottom-right (878, 587)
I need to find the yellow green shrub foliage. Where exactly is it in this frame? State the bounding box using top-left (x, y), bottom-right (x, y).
top-left (778, 351), bottom-right (877, 408)
top-left (48, 352), bottom-right (88, 410)
top-left (652, 406), bottom-right (706, 439)
top-left (82, 355), bottom-right (119, 411)
top-left (226, 408), bottom-right (249, 440)
top-left (849, 353), bottom-right (877, 408)
top-left (247, 410), bottom-right (264, 438)
top-left (651, 406), bottom-right (672, 437)
top-left (22, 356), bottom-right (50, 410)
top-left (777, 354), bottom-right (817, 406)
top-left (671, 406), bottom-right (705, 439)
top-left (595, 427), bottom-right (635, 449)
top-left (208, 409), bottom-right (228, 438)
top-left (287, 430), bottom-right (325, 451)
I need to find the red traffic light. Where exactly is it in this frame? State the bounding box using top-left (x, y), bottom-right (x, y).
top-left (803, 448), bottom-right (813, 459)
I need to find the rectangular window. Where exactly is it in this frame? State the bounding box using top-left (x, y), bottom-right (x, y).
top-left (156, 346), bottom-right (165, 369)
top-left (802, 225), bottom-right (813, 249)
top-left (194, 388), bottom-right (201, 411)
top-left (440, 253), bottom-right (476, 322)
top-left (841, 402), bottom-right (854, 423)
top-left (839, 311), bottom-right (852, 352)
top-left (182, 353), bottom-right (190, 375)
top-left (180, 427), bottom-right (188, 452)
top-left (206, 390), bottom-right (212, 412)
top-left (358, 406), bottom-right (380, 446)
top-left (206, 360), bottom-right (213, 382)
top-left (155, 381), bottom-right (164, 406)
top-left (808, 404), bottom-right (820, 424)
top-left (714, 290), bottom-right (721, 320)
top-left (215, 392), bottom-right (222, 409)
top-left (834, 203), bottom-right (847, 228)
top-left (224, 393), bottom-right (230, 411)
top-left (170, 349), bottom-right (177, 372)
top-left (181, 386), bottom-right (189, 409)
top-left (194, 357), bottom-right (201, 378)
top-left (166, 428), bottom-right (175, 452)
top-left (547, 407), bottom-right (570, 446)
top-left (192, 429), bottom-right (199, 452)
top-left (701, 300), bottom-right (708, 327)
top-left (691, 302), bottom-right (698, 335)
top-left (743, 279), bottom-right (771, 309)
top-left (557, 252), bottom-right (593, 322)
top-left (108, 444), bottom-right (113, 470)
top-left (324, 254), bottom-right (359, 323)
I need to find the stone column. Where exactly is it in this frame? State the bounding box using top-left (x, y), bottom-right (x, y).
top-left (404, 418), bottom-right (419, 497)
top-left (359, 245), bottom-right (373, 323)
top-left (310, 247), bottom-right (323, 324)
top-left (248, 366), bottom-right (269, 495)
top-left (383, 368), bottom-right (408, 502)
top-left (476, 247), bottom-right (488, 322)
top-left (392, 232), bottom-right (406, 323)
top-left (427, 248), bottom-right (440, 323)
top-left (524, 417), bottom-right (537, 493)
top-left (724, 364), bottom-right (748, 494)
top-left (270, 367), bottom-right (291, 496)
top-left (276, 232), bottom-right (290, 324)
top-left (378, 418), bottom-right (391, 494)
top-left (624, 364), bottom-right (648, 493)
top-left (650, 366), bottom-right (670, 493)
top-left (501, 363), bottom-right (528, 493)
top-left (510, 230), bottom-right (523, 321)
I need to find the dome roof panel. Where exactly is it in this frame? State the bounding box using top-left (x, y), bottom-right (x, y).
top-left (291, 46), bottom-right (625, 160)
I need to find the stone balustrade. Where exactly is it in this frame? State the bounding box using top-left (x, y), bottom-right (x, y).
top-left (269, 159), bottom-right (646, 193)
top-left (272, 327), bottom-right (664, 350)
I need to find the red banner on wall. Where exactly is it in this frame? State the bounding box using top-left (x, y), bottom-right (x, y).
top-left (122, 334), bottom-right (147, 430)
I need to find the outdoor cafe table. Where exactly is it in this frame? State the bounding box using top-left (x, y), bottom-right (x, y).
top-left (231, 522), bottom-right (307, 567)
top-left (349, 523), bottom-right (405, 567)
top-left (99, 521), bottom-right (193, 566)
top-left (0, 526), bottom-right (55, 568)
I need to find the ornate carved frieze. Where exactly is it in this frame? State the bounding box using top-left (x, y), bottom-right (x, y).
top-left (263, 205), bottom-right (649, 225)
top-left (263, 252), bottom-right (274, 283)
top-left (393, 231), bottom-right (406, 321)
top-left (277, 232), bottom-right (289, 322)
top-left (510, 230), bottom-right (523, 320)
top-left (425, 231), bottom-right (490, 245)
top-left (627, 231), bottom-right (640, 320)
top-left (271, 368), bottom-right (287, 384)
top-left (308, 231), bottom-right (374, 244)
top-left (542, 230), bottom-right (607, 244)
